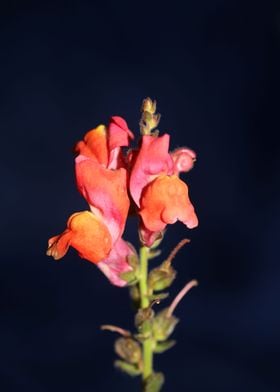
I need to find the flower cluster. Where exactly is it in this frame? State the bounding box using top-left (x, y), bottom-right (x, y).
top-left (47, 100), bottom-right (198, 287)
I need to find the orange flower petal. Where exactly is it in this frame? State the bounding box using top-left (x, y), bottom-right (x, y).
top-left (47, 211), bottom-right (112, 264)
top-left (75, 157), bottom-right (130, 242)
top-left (129, 134), bottom-right (174, 207)
top-left (75, 125), bottom-right (108, 166)
top-left (139, 175), bottom-right (198, 232)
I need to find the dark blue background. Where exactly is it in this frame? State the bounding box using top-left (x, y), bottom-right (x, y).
top-left (1, 1), bottom-right (279, 391)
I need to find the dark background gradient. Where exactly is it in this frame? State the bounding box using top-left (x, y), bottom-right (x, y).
top-left (1, 1), bottom-right (279, 391)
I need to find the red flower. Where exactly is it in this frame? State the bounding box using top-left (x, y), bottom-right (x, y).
top-left (47, 117), bottom-right (135, 287)
top-left (129, 134), bottom-right (198, 246)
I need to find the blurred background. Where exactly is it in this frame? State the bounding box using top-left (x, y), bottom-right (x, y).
top-left (1, 0), bottom-right (279, 391)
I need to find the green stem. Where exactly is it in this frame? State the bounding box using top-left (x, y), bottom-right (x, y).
top-left (139, 245), bottom-right (153, 381)
top-left (139, 246), bottom-right (149, 308)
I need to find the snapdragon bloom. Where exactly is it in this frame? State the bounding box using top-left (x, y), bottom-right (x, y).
top-left (129, 134), bottom-right (198, 246)
top-left (47, 110), bottom-right (198, 284)
top-left (47, 117), bottom-right (135, 287)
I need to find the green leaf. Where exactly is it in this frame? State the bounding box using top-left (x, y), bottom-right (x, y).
top-left (114, 360), bottom-right (141, 377)
top-left (144, 372), bottom-right (165, 392)
top-left (154, 340), bottom-right (176, 353)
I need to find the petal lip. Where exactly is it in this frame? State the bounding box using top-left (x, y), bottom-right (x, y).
top-left (46, 211), bottom-right (112, 264)
top-left (108, 116), bottom-right (134, 151)
top-left (109, 116), bottom-right (134, 142)
top-left (74, 125), bottom-right (108, 166)
top-left (139, 175), bottom-right (198, 234)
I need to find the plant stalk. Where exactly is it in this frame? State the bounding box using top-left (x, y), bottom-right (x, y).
top-left (139, 245), bottom-right (153, 381)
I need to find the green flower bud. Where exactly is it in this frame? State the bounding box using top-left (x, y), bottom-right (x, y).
top-left (140, 97), bottom-right (161, 135)
top-left (142, 97), bottom-right (157, 115)
top-left (114, 337), bottom-right (142, 364)
top-left (152, 309), bottom-right (179, 342)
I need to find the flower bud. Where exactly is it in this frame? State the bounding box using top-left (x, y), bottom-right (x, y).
top-left (142, 97), bottom-right (157, 114)
top-left (152, 309), bottom-right (179, 342)
top-left (114, 337), bottom-right (142, 365)
top-left (140, 97), bottom-right (161, 135)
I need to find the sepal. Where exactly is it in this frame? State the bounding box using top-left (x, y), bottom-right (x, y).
top-left (148, 264), bottom-right (176, 292)
top-left (154, 340), bottom-right (176, 354)
top-left (149, 292), bottom-right (169, 301)
top-left (114, 337), bottom-right (142, 365)
top-left (120, 253), bottom-right (139, 285)
top-left (129, 285), bottom-right (140, 303)
top-left (152, 309), bottom-right (179, 342)
top-left (114, 360), bottom-right (142, 377)
top-left (120, 270), bottom-right (139, 285)
top-left (135, 307), bottom-right (154, 338)
top-left (144, 372), bottom-right (165, 392)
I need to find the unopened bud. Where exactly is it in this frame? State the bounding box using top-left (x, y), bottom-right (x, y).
top-left (114, 337), bottom-right (142, 365)
top-left (140, 97), bottom-right (161, 135)
top-left (142, 97), bottom-right (157, 114)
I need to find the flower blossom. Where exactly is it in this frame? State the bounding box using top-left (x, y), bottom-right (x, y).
top-left (47, 117), bottom-right (135, 287)
top-left (129, 134), bottom-right (198, 246)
